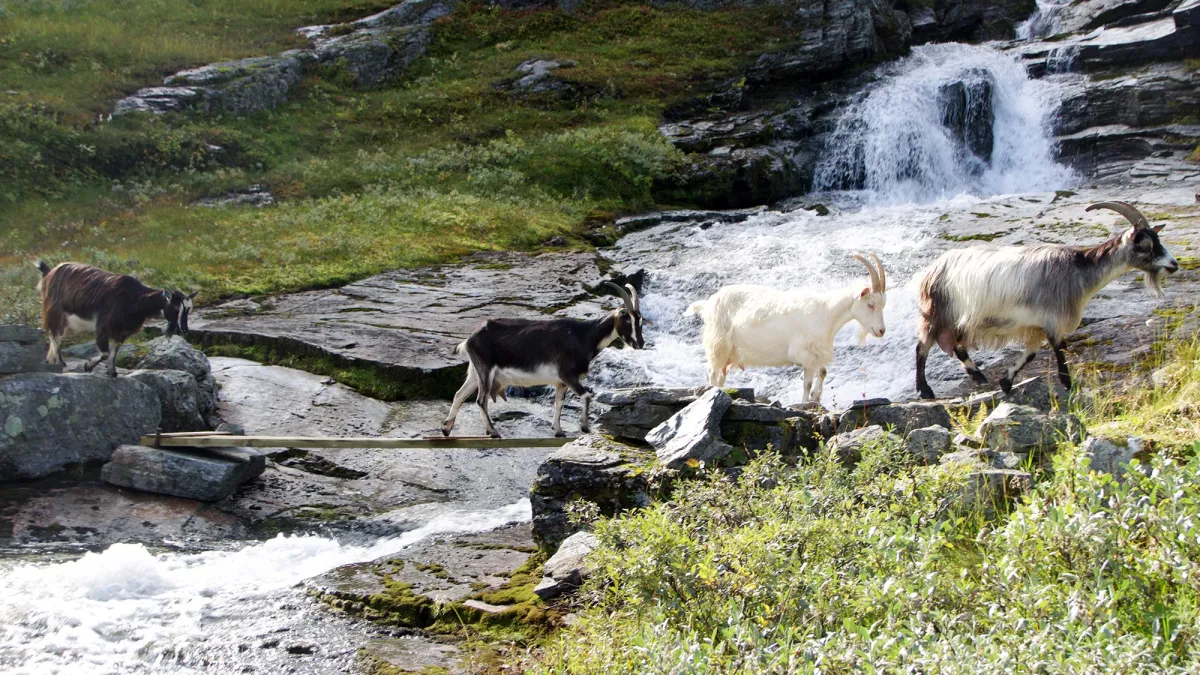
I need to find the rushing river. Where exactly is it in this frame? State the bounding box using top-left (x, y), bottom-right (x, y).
top-left (0, 41), bottom-right (1078, 674)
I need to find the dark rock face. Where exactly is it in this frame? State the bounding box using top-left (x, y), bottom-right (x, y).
top-left (929, 0), bottom-right (1037, 43)
top-left (0, 373), bottom-right (161, 480)
top-left (127, 369), bottom-right (207, 432)
top-left (101, 445), bottom-right (266, 502)
top-left (529, 434), bottom-right (657, 550)
top-left (937, 70), bottom-right (995, 167)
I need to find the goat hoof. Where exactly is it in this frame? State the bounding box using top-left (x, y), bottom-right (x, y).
top-left (918, 387), bottom-right (936, 400)
top-left (969, 371), bottom-right (989, 385)
top-left (999, 378), bottom-right (1013, 395)
top-left (554, 430), bottom-right (566, 438)
top-left (580, 425), bottom-right (590, 434)
top-left (440, 427), bottom-right (451, 437)
top-left (488, 431), bottom-right (502, 439)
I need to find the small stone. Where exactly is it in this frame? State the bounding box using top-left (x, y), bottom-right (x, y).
top-left (646, 388), bottom-right (733, 469)
top-left (977, 402), bottom-right (1083, 454)
top-left (905, 425), bottom-right (952, 463)
top-left (1081, 436), bottom-right (1145, 478)
top-left (534, 531), bottom-right (599, 600)
top-left (827, 425), bottom-right (898, 465)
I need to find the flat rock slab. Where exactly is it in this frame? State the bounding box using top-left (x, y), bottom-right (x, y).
top-left (102, 444), bottom-right (266, 502)
top-left (190, 252), bottom-right (612, 392)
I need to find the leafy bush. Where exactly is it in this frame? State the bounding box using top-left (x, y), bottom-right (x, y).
top-left (532, 440), bottom-right (1200, 674)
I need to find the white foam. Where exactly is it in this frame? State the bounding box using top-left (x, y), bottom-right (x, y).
top-left (0, 499), bottom-right (531, 674)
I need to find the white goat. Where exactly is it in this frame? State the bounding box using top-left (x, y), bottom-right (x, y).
top-left (686, 254), bottom-right (888, 404)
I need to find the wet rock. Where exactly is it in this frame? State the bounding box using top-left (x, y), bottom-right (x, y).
top-left (647, 388), bottom-right (733, 469)
top-left (905, 425), bottom-right (953, 463)
top-left (977, 402), bottom-right (1083, 455)
top-left (931, 0), bottom-right (1037, 42)
top-left (530, 434), bottom-right (656, 550)
top-left (836, 399), bottom-right (953, 436)
top-left (534, 531), bottom-right (598, 600)
top-left (101, 445), bottom-right (266, 502)
top-left (938, 70), bottom-right (995, 165)
top-left (0, 373), bottom-right (160, 480)
top-left (190, 251), bottom-right (608, 399)
top-left (137, 336), bottom-right (219, 427)
top-left (1081, 435), bottom-right (1147, 477)
top-left (827, 424), bottom-right (899, 465)
top-left (127, 369), bottom-right (207, 432)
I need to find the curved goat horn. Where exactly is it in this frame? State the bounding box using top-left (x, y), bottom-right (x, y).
top-left (603, 281), bottom-right (636, 313)
top-left (1086, 201), bottom-right (1150, 229)
top-left (625, 283), bottom-right (640, 312)
top-left (868, 252), bottom-right (886, 292)
top-left (852, 254), bottom-right (881, 293)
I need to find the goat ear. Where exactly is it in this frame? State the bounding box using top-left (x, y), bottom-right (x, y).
top-left (187, 290), bottom-right (199, 299)
top-left (1152, 223), bottom-right (1165, 233)
top-left (860, 287), bottom-right (870, 298)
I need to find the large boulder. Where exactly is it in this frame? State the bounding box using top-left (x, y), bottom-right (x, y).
top-left (596, 386), bottom-right (753, 442)
top-left (534, 531), bottom-right (599, 600)
top-left (127, 369), bottom-right (206, 432)
top-left (137, 336), bottom-right (219, 428)
top-left (905, 425), bottom-right (953, 464)
top-left (976, 402), bottom-right (1083, 455)
top-left (827, 424), bottom-right (899, 465)
top-left (101, 445), bottom-right (266, 502)
top-left (646, 387), bottom-right (733, 469)
top-left (0, 373), bottom-right (161, 480)
top-left (836, 399), bottom-right (953, 436)
top-left (529, 434), bottom-right (657, 551)
top-left (720, 401), bottom-right (821, 455)
top-left (1081, 436), bottom-right (1147, 478)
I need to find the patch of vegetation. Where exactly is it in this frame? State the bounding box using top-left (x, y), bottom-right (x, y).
top-left (416, 562), bottom-right (453, 581)
top-left (519, 422), bottom-right (1200, 673)
top-left (1, 0), bottom-right (805, 311)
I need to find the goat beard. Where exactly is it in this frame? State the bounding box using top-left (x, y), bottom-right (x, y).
top-left (1145, 269), bottom-right (1166, 297)
top-left (856, 326), bottom-right (869, 346)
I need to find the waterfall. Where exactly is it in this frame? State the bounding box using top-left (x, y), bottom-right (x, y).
top-left (813, 43), bottom-right (1074, 203)
top-left (1016, 0), bottom-right (1071, 40)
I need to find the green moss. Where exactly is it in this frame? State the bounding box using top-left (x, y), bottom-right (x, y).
top-left (971, 212), bottom-right (996, 218)
top-left (416, 562), bottom-right (452, 580)
top-left (201, 341), bottom-right (466, 400)
top-left (1177, 256), bottom-right (1200, 271)
top-left (940, 229), bottom-right (1013, 242)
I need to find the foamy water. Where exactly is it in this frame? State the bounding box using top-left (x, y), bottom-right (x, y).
top-left (0, 500), bottom-right (531, 674)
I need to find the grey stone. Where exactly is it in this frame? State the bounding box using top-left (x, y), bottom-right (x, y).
top-left (905, 425), bottom-right (952, 464)
top-left (1081, 436), bottom-right (1146, 477)
top-left (947, 467), bottom-right (1033, 514)
top-left (530, 434), bottom-right (656, 551)
top-left (315, 25), bottom-right (432, 89)
top-left (827, 425), bottom-right (898, 465)
top-left (194, 184), bottom-right (275, 208)
top-left (0, 341), bottom-right (49, 375)
top-left (595, 386), bottom-right (753, 407)
top-left (0, 373), bottom-right (161, 480)
top-left (1006, 376), bottom-right (1071, 412)
top-left (647, 388), bottom-right (733, 469)
top-left (127, 369), bottom-right (207, 432)
top-left (0, 325), bottom-right (41, 343)
top-left (508, 58), bottom-right (576, 94)
top-left (837, 400), bottom-right (952, 435)
top-left (977, 403), bottom-right (1083, 455)
top-left (723, 401), bottom-right (808, 423)
top-left (101, 444), bottom-right (264, 502)
top-left (534, 531), bottom-right (598, 600)
top-left (137, 336), bottom-right (219, 427)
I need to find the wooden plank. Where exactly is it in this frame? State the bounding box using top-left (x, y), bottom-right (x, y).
top-left (139, 434), bottom-right (574, 449)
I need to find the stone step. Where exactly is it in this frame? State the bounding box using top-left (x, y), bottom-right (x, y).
top-left (101, 444), bottom-right (266, 502)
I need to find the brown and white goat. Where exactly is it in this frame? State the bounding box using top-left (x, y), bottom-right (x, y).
top-left (915, 201), bottom-right (1178, 399)
top-left (35, 261), bottom-right (196, 377)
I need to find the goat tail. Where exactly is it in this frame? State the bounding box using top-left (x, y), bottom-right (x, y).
top-left (33, 259), bottom-right (51, 277)
top-left (453, 339), bottom-right (468, 357)
top-left (685, 300), bottom-right (707, 317)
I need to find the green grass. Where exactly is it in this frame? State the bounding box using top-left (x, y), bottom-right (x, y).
top-left (1, 0), bottom-right (803, 314)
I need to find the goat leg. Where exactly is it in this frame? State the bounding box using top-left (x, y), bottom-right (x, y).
top-left (563, 374), bottom-right (592, 434)
top-left (953, 346), bottom-right (988, 385)
top-left (1053, 342), bottom-right (1072, 390)
top-left (1000, 339), bottom-right (1041, 395)
top-left (551, 384), bottom-right (567, 437)
top-left (106, 340), bottom-right (121, 378)
top-left (442, 367), bottom-right (478, 436)
top-left (916, 341), bottom-right (936, 400)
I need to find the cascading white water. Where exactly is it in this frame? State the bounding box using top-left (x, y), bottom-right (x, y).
top-left (1016, 0), bottom-right (1071, 40)
top-left (0, 500), bottom-right (531, 674)
top-left (593, 43), bottom-right (1076, 408)
top-left (813, 44), bottom-right (1073, 203)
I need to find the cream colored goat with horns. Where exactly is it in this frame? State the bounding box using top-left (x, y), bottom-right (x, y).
top-left (685, 254), bottom-right (888, 404)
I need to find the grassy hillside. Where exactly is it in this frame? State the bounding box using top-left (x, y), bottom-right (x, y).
top-left (0, 0), bottom-right (803, 324)
top-left (522, 340), bottom-right (1200, 674)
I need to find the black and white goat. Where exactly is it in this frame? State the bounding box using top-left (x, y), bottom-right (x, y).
top-left (35, 261), bottom-right (196, 377)
top-left (915, 201), bottom-right (1179, 399)
top-left (441, 283), bottom-right (645, 438)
